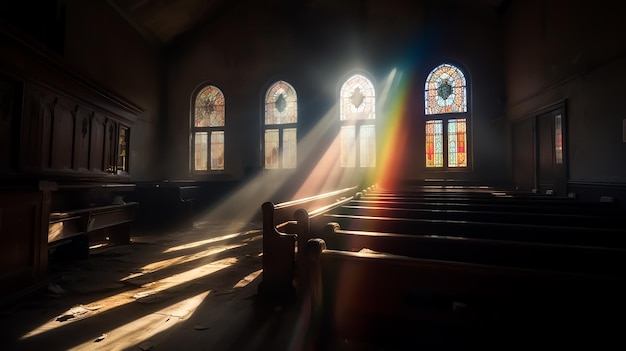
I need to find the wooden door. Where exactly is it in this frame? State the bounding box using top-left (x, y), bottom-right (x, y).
top-left (537, 109), bottom-right (567, 195)
top-left (512, 106), bottom-right (567, 195)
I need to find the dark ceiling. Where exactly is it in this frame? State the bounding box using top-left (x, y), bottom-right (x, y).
top-left (107, 0), bottom-right (241, 46)
top-left (108, 0), bottom-right (509, 48)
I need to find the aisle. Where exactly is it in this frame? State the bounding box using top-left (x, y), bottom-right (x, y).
top-left (0, 221), bottom-right (304, 351)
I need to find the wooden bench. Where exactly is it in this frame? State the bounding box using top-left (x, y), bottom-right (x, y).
top-left (303, 238), bottom-right (626, 349)
top-left (314, 213), bottom-right (626, 248)
top-left (350, 198), bottom-right (624, 216)
top-left (329, 204), bottom-right (625, 229)
top-left (360, 192), bottom-right (618, 207)
top-left (304, 222), bottom-right (626, 277)
top-left (48, 202), bottom-right (138, 259)
top-left (128, 182), bottom-right (199, 229)
top-left (257, 186), bottom-right (359, 300)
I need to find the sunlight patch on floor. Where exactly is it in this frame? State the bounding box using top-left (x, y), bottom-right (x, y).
top-left (122, 243), bottom-right (245, 281)
top-left (20, 257), bottom-right (237, 340)
top-left (163, 229), bottom-right (261, 253)
top-left (66, 291), bottom-right (211, 351)
top-left (233, 269), bottom-right (262, 288)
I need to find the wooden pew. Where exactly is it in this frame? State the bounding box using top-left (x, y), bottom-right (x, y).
top-left (315, 213), bottom-right (626, 248)
top-left (309, 222), bottom-right (626, 277)
top-left (128, 181), bottom-right (199, 230)
top-left (360, 192), bottom-right (616, 207)
top-left (48, 202), bottom-right (139, 259)
top-left (330, 204), bottom-right (625, 229)
top-left (257, 186), bottom-right (358, 300)
top-left (296, 185), bottom-right (626, 347)
top-left (47, 182), bottom-right (139, 260)
top-left (292, 185), bottom-right (625, 285)
top-left (303, 238), bottom-right (626, 349)
top-left (350, 198), bottom-right (624, 216)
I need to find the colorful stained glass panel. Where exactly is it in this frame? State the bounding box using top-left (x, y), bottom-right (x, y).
top-left (340, 74), bottom-right (375, 121)
top-left (447, 119), bottom-right (467, 167)
top-left (555, 115), bottom-right (563, 164)
top-left (425, 120), bottom-right (443, 167)
top-left (265, 129), bottom-right (279, 169)
top-left (282, 128), bottom-right (297, 169)
top-left (265, 81), bottom-right (297, 125)
top-left (194, 132), bottom-right (208, 171)
top-left (195, 86), bottom-right (225, 127)
top-left (424, 64), bottom-right (467, 115)
top-left (210, 131), bottom-right (224, 170)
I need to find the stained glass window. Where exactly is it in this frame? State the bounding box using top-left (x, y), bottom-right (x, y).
top-left (425, 64), bottom-right (467, 115)
top-left (211, 131), bottom-right (224, 170)
top-left (195, 86), bottom-right (225, 127)
top-left (555, 114), bottom-right (563, 165)
top-left (282, 128), bottom-right (297, 169)
top-left (359, 125), bottom-right (376, 167)
top-left (424, 64), bottom-right (469, 169)
top-left (340, 126), bottom-right (356, 167)
top-left (426, 120), bottom-right (443, 167)
top-left (447, 119), bottom-right (467, 167)
top-left (265, 129), bottom-right (279, 169)
top-left (341, 74), bottom-right (375, 121)
top-left (340, 74), bottom-right (376, 167)
top-left (264, 81), bottom-right (297, 169)
top-left (265, 81), bottom-right (297, 125)
top-left (193, 85), bottom-right (225, 172)
top-left (194, 132), bottom-right (208, 171)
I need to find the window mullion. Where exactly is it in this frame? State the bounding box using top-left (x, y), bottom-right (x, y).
top-left (278, 126), bottom-right (283, 169)
top-left (443, 120), bottom-right (449, 168)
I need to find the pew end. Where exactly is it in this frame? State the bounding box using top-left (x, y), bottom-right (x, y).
top-left (258, 201), bottom-right (298, 301)
top-left (259, 186), bottom-right (361, 301)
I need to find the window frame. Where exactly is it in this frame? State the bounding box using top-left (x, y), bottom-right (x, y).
top-left (423, 63), bottom-right (471, 171)
top-left (263, 80), bottom-right (298, 170)
top-left (191, 84), bottom-right (225, 174)
top-left (339, 73), bottom-right (377, 168)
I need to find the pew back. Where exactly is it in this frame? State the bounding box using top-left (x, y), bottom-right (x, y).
top-left (258, 186), bottom-right (359, 300)
top-left (304, 238), bottom-right (626, 349)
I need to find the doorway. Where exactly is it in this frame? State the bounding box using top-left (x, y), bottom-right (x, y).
top-left (512, 104), bottom-right (567, 195)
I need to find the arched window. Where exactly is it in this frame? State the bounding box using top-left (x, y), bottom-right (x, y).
top-left (424, 63), bottom-right (468, 168)
top-left (264, 81), bottom-right (297, 169)
top-left (340, 74), bottom-right (376, 168)
top-left (192, 85), bottom-right (225, 172)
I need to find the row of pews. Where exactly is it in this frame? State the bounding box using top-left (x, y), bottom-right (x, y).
top-left (261, 184), bottom-right (626, 349)
top-left (47, 182), bottom-right (139, 260)
top-left (0, 181), bottom-right (139, 298)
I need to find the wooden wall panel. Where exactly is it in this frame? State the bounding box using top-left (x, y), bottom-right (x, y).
top-left (90, 113), bottom-right (106, 173)
top-left (19, 83), bottom-right (132, 179)
top-left (73, 108), bottom-right (91, 171)
top-left (20, 86), bottom-right (45, 172)
top-left (0, 189), bottom-right (47, 296)
top-left (49, 96), bottom-right (74, 170)
top-left (104, 119), bottom-right (117, 173)
top-left (0, 76), bottom-right (20, 174)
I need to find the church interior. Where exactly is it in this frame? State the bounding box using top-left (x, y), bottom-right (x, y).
top-left (1, 0), bottom-right (626, 349)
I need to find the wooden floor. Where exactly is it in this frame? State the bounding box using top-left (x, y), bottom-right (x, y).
top-left (0, 220), bottom-right (317, 351)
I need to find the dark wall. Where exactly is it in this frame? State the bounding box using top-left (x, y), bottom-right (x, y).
top-left (62, 0), bottom-right (162, 181)
top-left (1, 0), bottom-right (163, 182)
top-left (164, 0), bottom-right (508, 195)
top-left (505, 0), bottom-right (626, 193)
